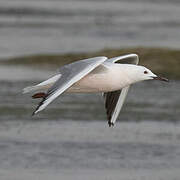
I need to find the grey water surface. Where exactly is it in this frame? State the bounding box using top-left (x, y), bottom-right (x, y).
top-left (0, 67), bottom-right (180, 180)
top-left (0, 0), bottom-right (180, 178)
top-left (0, 0), bottom-right (180, 58)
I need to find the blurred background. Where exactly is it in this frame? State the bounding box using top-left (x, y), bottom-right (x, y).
top-left (0, 0), bottom-right (180, 180)
top-left (0, 0), bottom-right (180, 58)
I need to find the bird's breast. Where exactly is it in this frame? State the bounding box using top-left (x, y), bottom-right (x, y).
top-left (67, 66), bottom-right (130, 93)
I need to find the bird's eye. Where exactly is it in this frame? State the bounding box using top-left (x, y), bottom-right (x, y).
top-left (144, 71), bottom-right (148, 74)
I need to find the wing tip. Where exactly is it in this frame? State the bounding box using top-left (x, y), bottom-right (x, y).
top-left (108, 121), bottom-right (114, 127)
top-left (32, 107), bottom-right (41, 116)
top-left (93, 56), bottom-right (107, 62)
top-left (32, 111), bottom-right (36, 116)
top-left (32, 97), bottom-right (46, 116)
top-left (122, 53), bottom-right (139, 60)
top-left (129, 53), bottom-right (138, 57)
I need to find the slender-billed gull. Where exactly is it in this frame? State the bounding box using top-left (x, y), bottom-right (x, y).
top-left (23, 54), bottom-right (168, 126)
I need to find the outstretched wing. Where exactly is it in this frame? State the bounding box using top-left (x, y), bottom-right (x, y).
top-left (104, 54), bottom-right (139, 126)
top-left (33, 56), bottom-right (107, 115)
top-left (106, 53), bottom-right (139, 65)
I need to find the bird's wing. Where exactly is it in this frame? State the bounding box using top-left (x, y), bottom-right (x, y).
top-left (104, 54), bottom-right (139, 126)
top-left (106, 53), bottom-right (139, 64)
top-left (33, 56), bottom-right (107, 115)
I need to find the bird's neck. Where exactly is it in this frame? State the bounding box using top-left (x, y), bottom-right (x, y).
top-left (116, 64), bottom-right (141, 87)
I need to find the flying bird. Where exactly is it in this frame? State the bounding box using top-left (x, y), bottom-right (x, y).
top-left (23, 54), bottom-right (168, 127)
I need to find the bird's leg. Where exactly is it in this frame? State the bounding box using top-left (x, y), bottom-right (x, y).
top-left (32, 92), bottom-right (46, 99)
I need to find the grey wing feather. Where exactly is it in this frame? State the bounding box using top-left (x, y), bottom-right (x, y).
top-left (104, 54), bottom-right (139, 126)
top-left (33, 56), bottom-right (107, 115)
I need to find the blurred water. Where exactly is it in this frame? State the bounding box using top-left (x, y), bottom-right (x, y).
top-left (0, 0), bottom-right (180, 58)
top-left (0, 67), bottom-right (180, 179)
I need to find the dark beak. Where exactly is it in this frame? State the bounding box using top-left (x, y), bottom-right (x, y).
top-left (153, 76), bottom-right (169, 82)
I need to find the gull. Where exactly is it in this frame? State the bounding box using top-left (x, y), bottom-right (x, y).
top-left (23, 54), bottom-right (168, 127)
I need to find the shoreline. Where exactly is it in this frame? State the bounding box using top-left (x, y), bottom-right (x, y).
top-left (1, 47), bottom-right (180, 79)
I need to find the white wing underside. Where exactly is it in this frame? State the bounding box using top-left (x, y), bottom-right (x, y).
top-left (110, 86), bottom-right (130, 124)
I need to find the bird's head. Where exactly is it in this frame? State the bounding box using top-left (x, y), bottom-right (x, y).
top-left (134, 65), bottom-right (168, 82)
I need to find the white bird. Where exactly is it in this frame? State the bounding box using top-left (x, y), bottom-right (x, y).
top-left (23, 54), bottom-right (168, 127)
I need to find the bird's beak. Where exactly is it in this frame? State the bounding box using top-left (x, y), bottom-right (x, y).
top-left (153, 76), bottom-right (169, 82)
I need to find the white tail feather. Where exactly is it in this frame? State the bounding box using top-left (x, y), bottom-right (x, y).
top-left (23, 74), bottom-right (61, 94)
top-left (23, 86), bottom-right (39, 94)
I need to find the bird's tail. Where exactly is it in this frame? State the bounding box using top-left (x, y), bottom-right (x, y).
top-left (22, 74), bottom-right (61, 94)
top-left (23, 85), bottom-right (41, 94)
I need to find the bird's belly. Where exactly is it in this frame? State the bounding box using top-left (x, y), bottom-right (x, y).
top-left (67, 71), bottom-right (126, 93)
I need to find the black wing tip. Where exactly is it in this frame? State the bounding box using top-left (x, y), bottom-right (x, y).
top-left (108, 121), bottom-right (114, 127)
top-left (32, 105), bottom-right (41, 117)
top-left (32, 110), bottom-right (37, 116)
top-left (31, 97), bottom-right (45, 117)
